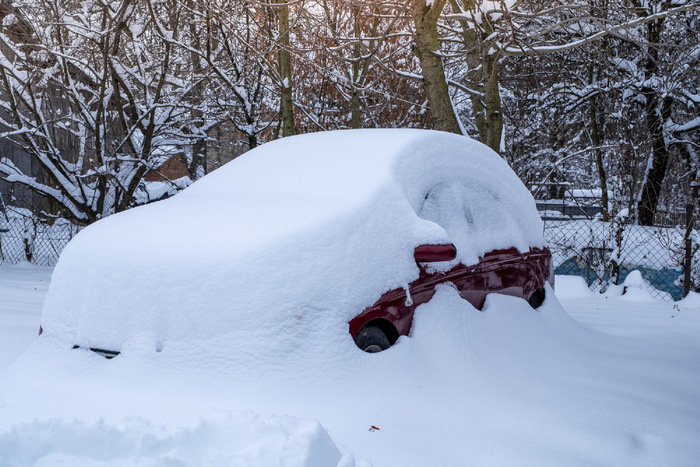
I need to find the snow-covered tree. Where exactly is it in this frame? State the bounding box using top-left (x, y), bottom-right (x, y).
top-left (0, 0), bottom-right (205, 224)
top-left (503, 0), bottom-right (700, 225)
top-left (294, 0), bottom-right (429, 131)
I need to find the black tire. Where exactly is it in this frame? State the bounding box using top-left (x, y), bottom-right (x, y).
top-left (528, 287), bottom-right (546, 309)
top-left (353, 324), bottom-right (391, 353)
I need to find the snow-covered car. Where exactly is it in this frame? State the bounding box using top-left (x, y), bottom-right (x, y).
top-left (39, 129), bottom-right (551, 357)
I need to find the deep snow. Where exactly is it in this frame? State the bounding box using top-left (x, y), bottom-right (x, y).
top-left (1, 263), bottom-right (699, 466)
top-left (0, 262), bottom-right (51, 368)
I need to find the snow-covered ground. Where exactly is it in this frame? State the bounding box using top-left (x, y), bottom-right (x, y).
top-left (1, 263), bottom-right (699, 467)
top-left (0, 262), bottom-right (52, 368)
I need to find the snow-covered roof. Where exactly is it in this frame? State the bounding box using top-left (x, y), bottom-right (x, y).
top-left (41, 129), bottom-right (544, 350)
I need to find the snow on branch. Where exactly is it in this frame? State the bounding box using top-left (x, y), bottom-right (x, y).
top-left (501, 5), bottom-right (697, 56)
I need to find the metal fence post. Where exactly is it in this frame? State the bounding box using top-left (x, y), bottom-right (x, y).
top-left (684, 203), bottom-right (694, 298)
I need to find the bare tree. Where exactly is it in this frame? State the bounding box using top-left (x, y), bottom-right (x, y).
top-left (0, 0), bottom-right (203, 224)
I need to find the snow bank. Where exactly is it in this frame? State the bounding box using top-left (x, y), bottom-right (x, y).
top-left (604, 270), bottom-right (672, 301)
top-left (40, 129), bottom-right (544, 352)
top-left (4, 275), bottom-right (700, 466)
top-left (678, 291), bottom-right (700, 308)
top-left (0, 413), bottom-right (361, 467)
top-left (0, 262), bottom-right (51, 368)
top-left (553, 275), bottom-right (593, 299)
top-left (137, 176), bottom-right (192, 204)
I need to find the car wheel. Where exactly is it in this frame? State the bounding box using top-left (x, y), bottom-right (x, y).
top-left (528, 287), bottom-right (546, 309)
top-left (353, 324), bottom-right (391, 353)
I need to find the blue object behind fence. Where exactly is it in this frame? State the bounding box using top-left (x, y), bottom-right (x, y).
top-left (555, 257), bottom-right (683, 301)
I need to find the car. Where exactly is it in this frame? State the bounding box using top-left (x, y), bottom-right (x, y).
top-left (350, 243), bottom-right (552, 352)
top-left (38, 129), bottom-right (552, 357)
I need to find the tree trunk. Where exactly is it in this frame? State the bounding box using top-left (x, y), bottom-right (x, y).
top-left (482, 49), bottom-right (503, 153)
top-left (677, 141), bottom-right (700, 210)
top-left (449, 0), bottom-right (502, 152)
top-left (636, 18), bottom-right (670, 226)
top-left (351, 6), bottom-right (361, 129)
top-left (351, 88), bottom-right (361, 129)
top-left (248, 131), bottom-right (258, 149)
top-left (637, 92), bottom-right (673, 225)
top-left (411, 0), bottom-right (462, 135)
top-left (278, 1), bottom-right (296, 137)
top-left (186, 0), bottom-right (206, 178)
top-left (589, 94), bottom-right (609, 222)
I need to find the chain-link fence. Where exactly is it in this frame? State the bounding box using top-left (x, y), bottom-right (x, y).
top-left (1, 195), bottom-right (696, 302)
top-left (0, 205), bottom-right (82, 267)
top-left (543, 216), bottom-right (694, 301)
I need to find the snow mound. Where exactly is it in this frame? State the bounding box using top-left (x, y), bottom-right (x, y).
top-left (40, 129), bottom-right (544, 352)
top-left (677, 291), bottom-right (700, 308)
top-left (4, 282), bottom-right (700, 466)
top-left (605, 270), bottom-right (672, 302)
top-left (0, 413), bottom-right (363, 467)
top-left (553, 275), bottom-right (593, 299)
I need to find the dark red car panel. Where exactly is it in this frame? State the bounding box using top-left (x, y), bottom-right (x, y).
top-left (348, 247), bottom-right (552, 340)
top-left (414, 244), bottom-right (457, 262)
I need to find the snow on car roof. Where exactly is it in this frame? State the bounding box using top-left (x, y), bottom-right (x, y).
top-left (41, 129), bottom-right (544, 350)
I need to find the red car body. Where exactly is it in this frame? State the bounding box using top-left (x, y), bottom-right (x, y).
top-left (349, 245), bottom-right (553, 345)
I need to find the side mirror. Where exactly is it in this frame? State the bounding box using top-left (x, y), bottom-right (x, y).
top-left (414, 244), bottom-right (457, 262)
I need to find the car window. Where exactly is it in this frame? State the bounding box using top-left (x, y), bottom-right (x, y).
top-left (418, 181), bottom-right (517, 264)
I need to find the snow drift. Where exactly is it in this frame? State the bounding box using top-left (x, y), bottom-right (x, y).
top-left (5, 282), bottom-right (699, 467)
top-left (0, 413), bottom-right (360, 467)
